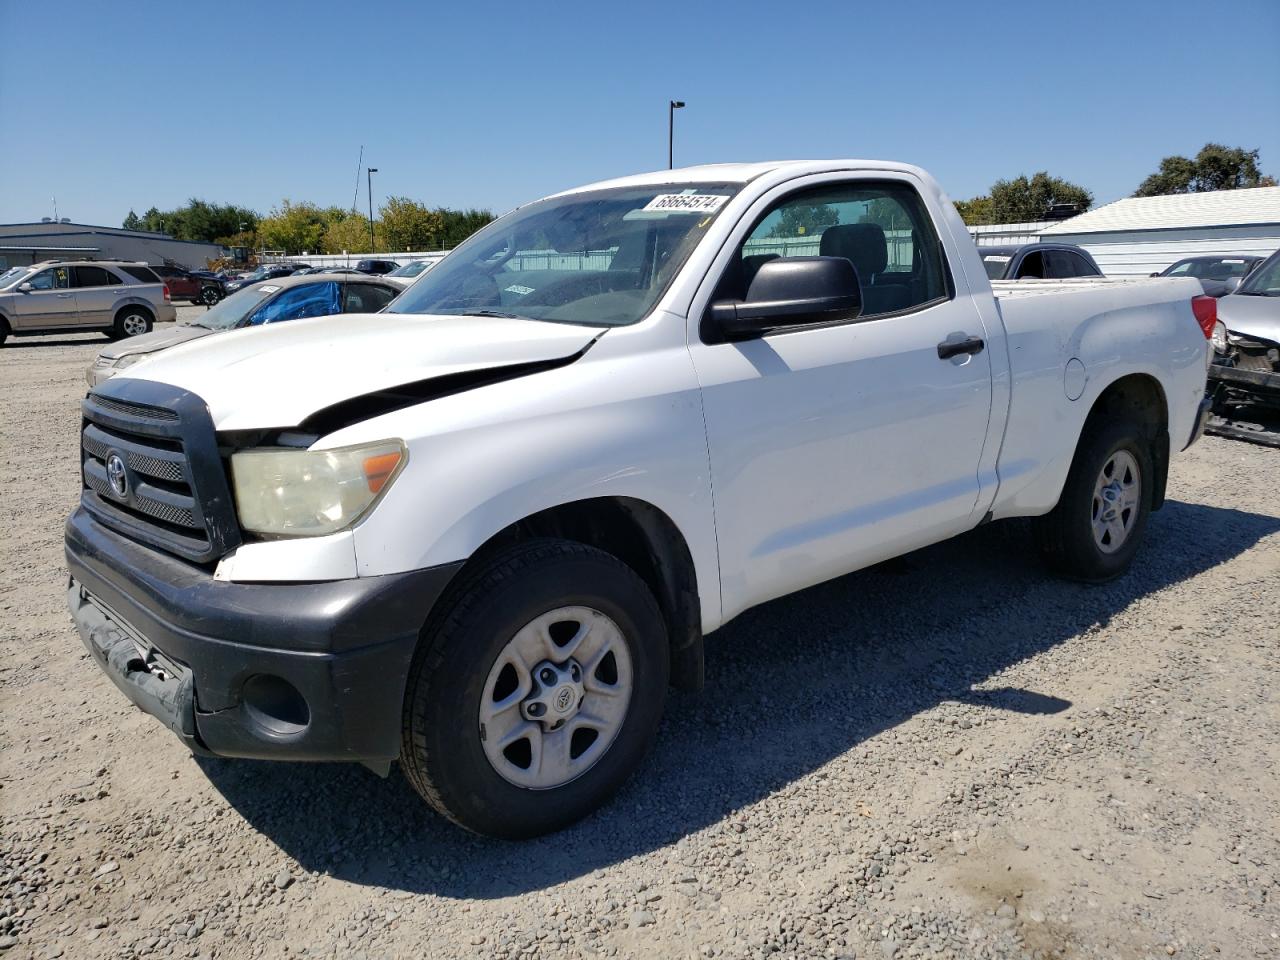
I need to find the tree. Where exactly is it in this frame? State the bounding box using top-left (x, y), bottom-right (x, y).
top-left (380, 196), bottom-right (445, 252)
top-left (768, 203), bottom-right (838, 239)
top-left (953, 196), bottom-right (994, 226)
top-left (257, 200), bottom-right (327, 254)
top-left (122, 210), bottom-right (142, 231)
top-left (988, 172), bottom-right (1093, 223)
top-left (324, 214), bottom-right (379, 255)
top-left (1135, 143), bottom-right (1275, 196)
top-left (435, 208), bottom-right (496, 249)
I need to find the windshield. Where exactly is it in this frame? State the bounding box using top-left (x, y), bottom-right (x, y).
top-left (387, 183), bottom-right (740, 326)
top-left (0, 266), bottom-right (33, 289)
top-left (389, 260), bottom-right (429, 277)
top-left (1236, 253), bottom-right (1280, 296)
top-left (186, 283), bottom-right (276, 329)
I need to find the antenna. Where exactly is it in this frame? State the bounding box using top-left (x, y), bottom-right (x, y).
top-left (52, 195), bottom-right (58, 221)
top-left (351, 145), bottom-right (364, 213)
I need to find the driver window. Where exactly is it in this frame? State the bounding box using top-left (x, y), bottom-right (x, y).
top-left (715, 180), bottom-right (950, 318)
top-left (29, 267), bottom-right (70, 290)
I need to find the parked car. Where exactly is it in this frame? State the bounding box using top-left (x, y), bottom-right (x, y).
top-left (980, 243), bottom-right (1102, 280)
top-left (67, 160), bottom-right (1212, 838)
top-left (355, 258), bottom-right (400, 275)
top-left (86, 274), bottom-right (401, 385)
top-left (0, 260), bottom-right (176, 345)
top-left (1206, 248), bottom-right (1280, 428)
top-left (150, 263), bottom-right (225, 305)
top-left (387, 257), bottom-right (443, 279)
top-left (224, 263), bottom-right (306, 293)
top-left (1153, 255), bottom-right (1267, 298)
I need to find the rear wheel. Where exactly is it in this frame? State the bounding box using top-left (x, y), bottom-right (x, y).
top-left (1035, 418), bottom-right (1153, 581)
top-left (400, 539), bottom-right (669, 838)
top-left (109, 307), bottom-right (153, 340)
top-left (200, 285), bottom-right (221, 306)
top-left (0, 316), bottom-right (9, 346)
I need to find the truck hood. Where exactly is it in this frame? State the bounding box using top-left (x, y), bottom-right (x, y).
top-left (99, 324), bottom-right (213, 361)
top-left (117, 313), bottom-right (603, 431)
top-left (1218, 294), bottom-right (1280, 344)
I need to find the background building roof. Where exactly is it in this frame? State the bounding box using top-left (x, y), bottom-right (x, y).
top-left (1041, 186), bottom-right (1280, 236)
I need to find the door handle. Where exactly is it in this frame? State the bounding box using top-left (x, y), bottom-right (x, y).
top-left (937, 335), bottom-right (985, 360)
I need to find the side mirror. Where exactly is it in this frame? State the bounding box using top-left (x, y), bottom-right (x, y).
top-left (1221, 277), bottom-right (1242, 295)
top-left (16, 282), bottom-right (32, 293)
top-left (1149, 271), bottom-right (1160, 278)
top-left (708, 256), bottom-right (862, 341)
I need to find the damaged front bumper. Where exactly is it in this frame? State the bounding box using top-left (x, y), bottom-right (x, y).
top-left (65, 506), bottom-right (461, 764)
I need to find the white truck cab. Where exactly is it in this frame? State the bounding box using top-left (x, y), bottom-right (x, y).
top-left (67, 160), bottom-right (1214, 837)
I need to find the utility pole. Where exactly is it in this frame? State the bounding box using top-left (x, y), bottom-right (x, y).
top-left (668, 101), bottom-right (685, 169)
top-left (367, 167), bottom-right (378, 252)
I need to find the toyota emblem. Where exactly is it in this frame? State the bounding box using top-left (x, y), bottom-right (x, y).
top-left (106, 453), bottom-right (129, 499)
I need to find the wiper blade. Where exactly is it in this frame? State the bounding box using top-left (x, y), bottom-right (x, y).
top-left (461, 309), bottom-right (536, 321)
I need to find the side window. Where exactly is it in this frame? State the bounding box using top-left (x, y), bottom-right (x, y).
top-left (1069, 253), bottom-right (1098, 277)
top-left (1016, 251), bottom-right (1045, 279)
top-left (246, 282), bottom-right (341, 326)
top-left (1043, 250), bottom-right (1076, 279)
top-left (720, 180), bottom-right (950, 318)
top-left (72, 266), bottom-right (114, 288)
top-left (1165, 261), bottom-right (1193, 276)
top-left (343, 283), bottom-right (397, 313)
top-left (28, 267), bottom-right (70, 290)
top-left (120, 265), bottom-right (160, 283)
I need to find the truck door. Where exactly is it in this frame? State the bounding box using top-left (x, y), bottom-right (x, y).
top-left (688, 175), bottom-right (995, 620)
top-left (10, 266), bottom-right (77, 329)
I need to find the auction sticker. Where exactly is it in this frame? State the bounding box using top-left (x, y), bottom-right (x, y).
top-left (642, 194), bottom-right (730, 214)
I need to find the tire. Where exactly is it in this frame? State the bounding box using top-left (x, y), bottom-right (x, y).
top-left (0, 317), bottom-right (8, 347)
top-left (109, 306), bottom-right (154, 340)
top-left (200, 286), bottom-right (221, 306)
top-left (401, 538), bottom-right (669, 838)
top-left (1035, 418), bottom-right (1153, 582)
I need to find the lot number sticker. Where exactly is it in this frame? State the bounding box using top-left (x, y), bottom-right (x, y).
top-left (642, 194), bottom-right (730, 214)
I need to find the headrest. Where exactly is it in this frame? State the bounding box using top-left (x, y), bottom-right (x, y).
top-left (819, 223), bottom-right (888, 277)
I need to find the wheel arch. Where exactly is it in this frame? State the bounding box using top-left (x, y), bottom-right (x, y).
top-left (453, 496), bottom-right (705, 692)
top-left (1076, 372), bottom-right (1170, 510)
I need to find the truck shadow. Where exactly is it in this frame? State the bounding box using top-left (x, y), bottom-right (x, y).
top-left (196, 498), bottom-right (1279, 898)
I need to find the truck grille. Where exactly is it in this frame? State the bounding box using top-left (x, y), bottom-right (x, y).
top-left (79, 384), bottom-right (241, 565)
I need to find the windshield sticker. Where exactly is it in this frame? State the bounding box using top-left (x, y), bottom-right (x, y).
top-left (1223, 259), bottom-right (1244, 264)
top-left (983, 255), bottom-right (1011, 263)
top-left (504, 284), bottom-right (534, 295)
top-left (259, 285), bottom-right (281, 293)
top-left (641, 193), bottom-right (730, 214)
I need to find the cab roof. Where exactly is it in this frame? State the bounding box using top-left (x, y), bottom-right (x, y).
top-left (549, 159), bottom-right (931, 198)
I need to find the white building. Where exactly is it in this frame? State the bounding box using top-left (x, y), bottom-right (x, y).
top-left (1037, 186), bottom-right (1280, 277)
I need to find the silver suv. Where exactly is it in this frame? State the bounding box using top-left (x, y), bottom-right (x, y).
top-left (0, 260), bottom-right (177, 346)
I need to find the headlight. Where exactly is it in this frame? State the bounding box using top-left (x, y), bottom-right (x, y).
top-left (1211, 321), bottom-right (1228, 354)
top-left (114, 354), bottom-right (145, 371)
top-left (231, 440), bottom-right (406, 537)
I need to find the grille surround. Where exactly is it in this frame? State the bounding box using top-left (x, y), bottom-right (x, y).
top-left (80, 381), bottom-right (241, 565)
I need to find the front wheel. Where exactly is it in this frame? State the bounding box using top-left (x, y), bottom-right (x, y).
top-left (400, 539), bottom-right (669, 838)
top-left (200, 285), bottom-right (221, 306)
top-left (1035, 418), bottom-right (1153, 582)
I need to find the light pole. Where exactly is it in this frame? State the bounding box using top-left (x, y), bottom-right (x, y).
top-left (668, 100), bottom-right (685, 169)
top-left (366, 167), bottom-right (378, 252)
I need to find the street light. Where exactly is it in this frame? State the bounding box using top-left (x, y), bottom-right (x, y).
top-left (668, 100), bottom-right (685, 169)
top-left (367, 167), bottom-right (379, 252)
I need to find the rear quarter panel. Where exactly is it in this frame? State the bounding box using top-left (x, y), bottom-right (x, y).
top-left (989, 277), bottom-right (1208, 517)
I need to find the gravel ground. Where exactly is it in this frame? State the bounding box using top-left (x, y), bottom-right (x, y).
top-left (2, 319), bottom-right (1278, 960)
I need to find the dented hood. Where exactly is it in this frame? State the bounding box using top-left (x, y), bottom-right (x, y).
top-left (116, 312), bottom-right (603, 430)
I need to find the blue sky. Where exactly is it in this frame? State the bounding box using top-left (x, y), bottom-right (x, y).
top-left (2, 0), bottom-right (1278, 226)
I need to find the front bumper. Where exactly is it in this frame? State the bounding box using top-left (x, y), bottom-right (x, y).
top-left (66, 506), bottom-right (461, 763)
top-left (1208, 361), bottom-right (1280, 402)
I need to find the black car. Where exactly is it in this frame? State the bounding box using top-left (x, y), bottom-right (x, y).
top-left (224, 263), bottom-right (308, 294)
top-left (1154, 255), bottom-right (1266, 298)
top-left (979, 243), bottom-right (1102, 281)
top-left (355, 258), bottom-right (400, 275)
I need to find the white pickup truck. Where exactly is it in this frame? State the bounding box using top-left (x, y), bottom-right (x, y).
top-left (66, 160), bottom-right (1215, 838)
